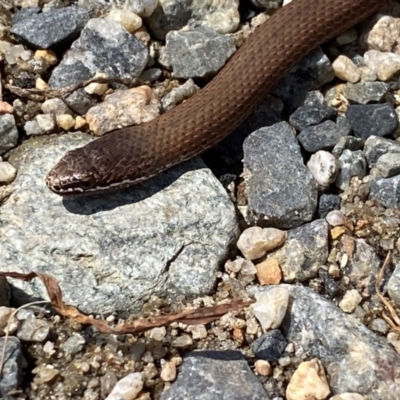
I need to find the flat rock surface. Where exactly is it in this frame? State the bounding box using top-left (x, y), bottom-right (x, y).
top-left (2, 132), bottom-right (238, 314)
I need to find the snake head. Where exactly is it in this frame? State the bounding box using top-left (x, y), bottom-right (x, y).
top-left (46, 149), bottom-right (101, 195)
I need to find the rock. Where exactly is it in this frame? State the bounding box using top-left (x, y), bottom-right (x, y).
top-left (165, 28), bottom-right (236, 79)
top-left (254, 359), bottom-right (271, 376)
top-left (252, 287), bottom-right (289, 331)
top-left (346, 104), bottom-right (397, 139)
top-left (289, 106), bottom-right (336, 131)
top-left (286, 359), bottom-right (330, 400)
top-left (342, 82), bottom-right (388, 104)
top-left (61, 333), bottom-right (86, 355)
top-left (260, 285), bottom-right (400, 397)
top-left (160, 361), bottom-right (177, 382)
top-left (0, 161), bottom-right (17, 183)
top-left (236, 227), bottom-right (286, 260)
top-left (388, 263), bottom-right (400, 307)
top-left (273, 47), bottom-right (334, 111)
top-left (369, 318), bottom-right (389, 335)
top-left (149, 0), bottom-right (240, 39)
top-left (330, 394), bottom-right (365, 400)
top-left (340, 236), bottom-right (381, 297)
top-left (86, 86), bottom-right (160, 135)
top-left (375, 152), bottom-right (400, 178)
top-left (0, 337), bottom-right (24, 397)
top-left (10, 6), bottom-right (89, 49)
top-left (105, 373), bottom-right (143, 400)
top-left (298, 120), bottom-right (344, 153)
top-left (255, 258), bottom-right (282, 285)
top-left (243, 122), bottom-right (317, 229)
top-left (2, 133), bottom-right (238, 314)
top-left (0, 306), bottom-right (17, 335)
top-left (307, 150), bottom-right (339, 191)
top-left (24, 120), bottom-right (43, 135)
top-left (369, 175), bottom-right (400, 208)
top-left (106, 9), bottom-right (142, 33)
top-left (161, 78), bottom-right (199, 112)
top-left (267, 219), bottom-right (328, 282)
top-left (318, 268), bottom-right (340, 298)
top-left (363, 136), bottom-right (400, 167)
top-left (339, 289), bottom-right (362, 313)
top-left (335, 150), bottom-right (367, 190)
top-left (65, 89), bottom-right (95, 115)
top-left (332, 55), bottom-right (360, 83)
top-left (17, 315), bottom-right (50, 342)
top-left (0, 114), bottom-right (18, 154)
top-left (251, 330), bottom-right (288, 363)
top-left (35, 114), bottom-right (55, 134)
top-left (332, 136), bottom-right (364, 158)
top-left (364, 50), bottom-right (400, 81)
top-left (55, 114), bottom-right (75, 131)
top-left (317, 194), bottom-right (341, 219)
top-left (325, 210), bottom-right (346, 227)
top-left (125, 0), bottom-right (158, 18)
top-left (160, 350), bottom-right (267, 400)
top-left (42, 98), bottom-right (73, 116)
top-left (48, 18), bottom-right (148, 88)
top-left (11, 6), bottom-right (41, 25)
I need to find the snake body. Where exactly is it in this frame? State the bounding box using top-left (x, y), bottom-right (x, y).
top-left (46, 0), bottom-right (383, 195)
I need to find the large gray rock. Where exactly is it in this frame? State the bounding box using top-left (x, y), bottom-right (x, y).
top-left (243, 122), bottom-right (317, 229)
top-left (48, 18), bottom-right (148, 88)
top-left (160, 350), bottom-right (268, 400)
top-left (253, 285), bottom-right (400, 399)
top-left (165, 28), bottom-right (236, 79)
top-left (2, 132), bottom-right (238, 314)
top-left (0, 337), bottom-right (24, 397)
top-left (10, 6), bottom-right (89, 49)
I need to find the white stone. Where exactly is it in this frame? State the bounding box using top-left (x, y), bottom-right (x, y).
top-left (35, 114), bottom-right (55, 134)
top-left (364, 50), bottom-right (400, 81)
top-left (0, 161), bottom-right (17, 183)
top-left (339, 289), bottom-right (362, 313)
top-left (332, 55), bottom-right (360, 83)
top-left (107, 9), bottom-right (142, 33)
top-left (307, 151), bottom-right (339, 191)
top-left (325, 210), bottom-right (345, 227)
top-left (105, 373), bottom-right (143, 400)
top-left (252, 287), bottom-right (289, 331)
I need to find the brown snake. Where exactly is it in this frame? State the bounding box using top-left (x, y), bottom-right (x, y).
top-left (46, 0), bottom-right (383, 195)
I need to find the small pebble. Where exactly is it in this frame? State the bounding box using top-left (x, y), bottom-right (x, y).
top-left (254, 359), bottom-right (271, 376)
top-left (252, 287), bottom-right (289, 331)
top-left (160, 361), bottom-right (176, 382)
top-left (307, 150), bottom-right (339, 190)
top-left (237, 227), bottom-right (286, 260)
top-left (325, 210), bottom-right (346, 227)
top-left (84, 82), bottom-right (109, 96)
top-left (105, 373), bottom-right (143, 400)
top-left (332, 55), bottom-right (360, 83)
top-left (106, 9), bottom-right (142, 33)
top-left (0, 161), bottom-right (17, 183)
top-left (286, 358), bottom-right (330, 400)
top-left (56, 114), bottom-right (75, 130)
top-left (255, 258), bottom-right (282, 285)
top-left (339, 289), bottom-right (362, 313)
top-left (35, 114), bottom-right (55, 133)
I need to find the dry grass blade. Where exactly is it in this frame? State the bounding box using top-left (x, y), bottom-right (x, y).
top-left (375, 251), bottom-right (400, 333)
top-left (0, 271), bottom-right (254, 335)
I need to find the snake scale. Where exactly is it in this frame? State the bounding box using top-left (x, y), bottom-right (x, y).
top-left (46, 0), bottom-right (384, 195)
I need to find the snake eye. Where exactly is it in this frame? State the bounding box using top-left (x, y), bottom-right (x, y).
top-left (80, 177), bottom-right (96, 189)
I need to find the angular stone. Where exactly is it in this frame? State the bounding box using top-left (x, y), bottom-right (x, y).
top-left (243, 122), bottom-right (317, 229)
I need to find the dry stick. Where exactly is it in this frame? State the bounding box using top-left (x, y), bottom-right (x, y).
top-left (0, 301), bottom-right (49, 379)
top-left (375, 251), bottom-right (400, 332)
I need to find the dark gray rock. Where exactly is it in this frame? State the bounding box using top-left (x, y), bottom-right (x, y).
top-left (160, 350), bottom-right (268, 400)
top-left (10, 6), bottom-right (89, 49)
top-left (289, 105), bottom-right (336, 131)
top-left (376, 152), bottom-right (400, 178)
top-left (335, 150), bottom-right (367, 190)
top-left (243, 122), bottom-right (317, 229)
top-left (165, 28), bottom-right (236, 79)
top-left (303, 90), bottom-right (324, 107)
top-left (0, 114), bottom-right (18, 155)
top-left (254, 285), bottom-right (400, 399)
top-left (336, 115), bottom-right (352, 137)
top-left (318, 268), bottom-right (340, 297)
top-left (341, 236), bottom-right (381, 297)
top-left (0, 337), bottom-right (24, 397)
top-left (251, 329), bottom-right (287, 363)
top-left (49, 18), bottom-right (148, 88)
top-left (343, 81), bottom-right (389, 104)
top-left (267, 219), bottom-right (329, 282)
top-left (273, 47), bottom-right (334, 112)
top-left (332, 136), bottom-right (364, 158)
top-left (298, 120), bottom-right (343, 152)
top-left (364, 136), bottom-right (400, 167)
top-left (0, 277), bottom-right (10, 307)
top-left (65, 89), bottom-right (95, 115)
top-left (317, 194), bottom-right (341, 218)
top-left (11, 6), bottom-right (40, 24)
top-left (369, 175), bottom-right (400, 209)
top-left (346, 104), bottom-right (398, 139)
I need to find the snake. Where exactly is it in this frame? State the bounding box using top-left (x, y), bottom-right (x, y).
top-left (46, 0), bottom-right (384, 195)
